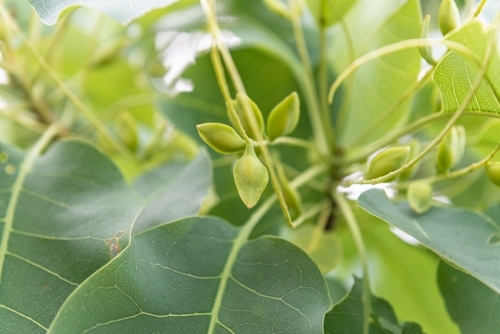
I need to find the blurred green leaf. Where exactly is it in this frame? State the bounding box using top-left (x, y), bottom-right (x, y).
top-left (50, 216), bottom-right (331, 333)
top-left (324, 277), bottom-right (423, 334)
top-left (0, 140), bottom-right (142, 331)
top-left (438, 260), bottom-right (500, 334)
top-left (434, 20), bottom-right (500, 113)
top-left (26, 0), bottom-right (182, 25)
top-left (359, 189), bottom-right (500, 293)
top-left (331, 0), bottom-right (421, 145)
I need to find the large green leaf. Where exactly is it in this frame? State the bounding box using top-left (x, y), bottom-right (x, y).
top-left (434, 20), bottom-right (500, 113)
top-left (133, 150), bottom-right (211, 233)
top-left (438, 261), bottom-right (500, 334)
top-left (26, 0), bottom-right (181, 25)
top-left (331, 0), bottom-right (421, 145)
top-left (358, 189), bottom-right (500, 293)
top-left (0, 139), bottom-right (142, 332)
top-left (324, 278), bottom-right (423, 334)
top-left (49, 216), bottom-right (331, 333)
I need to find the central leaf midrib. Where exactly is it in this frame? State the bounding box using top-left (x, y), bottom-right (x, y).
top-left (0, 125), bottom-right (59, 281)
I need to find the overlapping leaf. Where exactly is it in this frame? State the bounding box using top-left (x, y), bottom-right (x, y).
top-left (438, 261), bottom-right (500, 334)
top-left (359, 189), bottom-right (500, 293)
top-left (49, 217), bottom-right (331, 333)
top-left (434, 20), bottom-right (500, 113)
top-left (324, 278), bottom-right (423, 334)
top-left (0, 140), bottom-right (142, 332)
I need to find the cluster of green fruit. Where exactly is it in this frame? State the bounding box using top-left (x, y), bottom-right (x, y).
top-left (197, 92), bottom-right (302, 212)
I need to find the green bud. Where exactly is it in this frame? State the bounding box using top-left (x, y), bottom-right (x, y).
top-left (267, 92), bottom-right (300, 141)
top-left (486, 162), bottom-right (500, 188)
top-left (437, 126), bottom-right (460, 173)
top-left (116, 111), bottom-right (138, 152)
top-left (439, 0), bottom-right (461, 36)
top-left (400, 139), bottom-right (422, 181)
top-left (276, 163), bottom-right (303, 215)
top-left (235, 93), bottom-right (264, 140)
top-left (197, 123), bottom-right (246, 154)
top-left (365, 146), bottom-right (411, 180)
top-left (407, 181), bottom-right (433, 214)
top-left (455, 125), bottom-right (466, 163)
top-left (419, 15), bottom-right (437, 65)
top-left (233, 144), bottom-right (269, 208)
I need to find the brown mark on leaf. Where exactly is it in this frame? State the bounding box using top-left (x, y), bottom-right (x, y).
top-left (106, 230), bottom-right (127, 258)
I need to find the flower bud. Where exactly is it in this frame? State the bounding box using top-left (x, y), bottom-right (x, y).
top-left (437, 126), bottom-right (461, 173)
top-left (419, 15), bottom-right (437, 65)
top-left (365, 146), bottom-right (410, 180)
top-left (235, 93), bottom-right (264, 140)
top-left (197, 123), bottom-right (246, 154)
top-left (233, 144), bottom-right (269, 208)
top-left (267, 92), bottom-right (300, 141)
top-left (277, 163), bottom-right (303, 215)
top-left (439, 0), bottom-right (461, 36)
top-left (408, 181), bottom-right (433, 214)
top-left (116, 111), bottom-right (138, 152)
top-left (400, 139), bottom-right (421, 181)
top-left (486, 162), bottom-right (500, 188)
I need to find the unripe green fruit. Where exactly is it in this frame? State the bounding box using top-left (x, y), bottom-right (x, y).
top-left (267, 92), bottom-right (300, 141)
top-left (437, 126), bottom-right (462, 173)
top-left (486, 162), bottom-right (500, 188)
top-left (400, 139), bottom-right (422, 181)
top-left (439, 0), bottom-right (461, 35)
top-left (197, 123), bottom-right (246, 154)
top-left (277, 163), bottom-right (303, 215)
top-left (235, 93), bottom-right (264, 140)
top-left (419, 15), bottom-right (437, 65)
top-left (365, 146), bottom-right (410, 180)
top-left (408, 181), bottom-right (433, 214)
top-left (233, 144), bottom-right (269, 208)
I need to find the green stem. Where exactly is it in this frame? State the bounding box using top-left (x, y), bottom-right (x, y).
top-left (318, 0), bottom-right (333, 146)
top-left (398, 143), bottom-right (500, 188)
top-left (347, 67), bottom-right (435, 149)
top-left (0, 4), bottom-right (136, 162)
top-left (268, 136), bottom-right (317, 150)
top-left (333, 191), bottom-right (370, 334)
top-left (345, 111), bottom-right (500, 166)
top-left (474, 0), bottom-right (489, 18)
top-left (343, 34), bottom-right (496, 187)
top-left (292, 200), bottom-right (330, 229)
top-left (288, 0), bottom-right (331, 154)
top-left (304, 205), bottom-right (331, 253)
top-left (328, 39), bottom-right (482, 103)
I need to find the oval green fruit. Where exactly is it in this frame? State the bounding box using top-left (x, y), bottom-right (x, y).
top-left (437, 126), bottom-right (459, 173)
top-left (233, 144), bottom-right (269, 208)
top-left (235, 93), bottom-right (264, 140)
top-left (400, 139), bottom-right (422, 181)
top-left (197, 123), bottom-right (246, 154)
top-left (267, 92), bottom-right (300, 141)
top-left (438, 0), bottom-right (461, 35)
top-left (407, 181), bottom-right (433, 214)
top-left (486, 162), bottom-right (500, 188)
top-left (419, 15), bottom-right (437, 65)
top-left (365, 146), bottom-right (410, 180)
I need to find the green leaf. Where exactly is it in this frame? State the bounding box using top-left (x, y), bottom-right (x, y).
top-left (26, 0), bottom-right (181, 25)
top-left (358, 189), bottom-right (500, 293)
top-left (332, 0), bottom-right (421, 145)
top-left (438, 260), bottom-right (500, 334)
top-left (434, 20), bottom-right (500, 113)
top-left (324, 278), bottom-right (423, 334)
top-left (0, 140), bottom-right (142, 332)
top-left (49, 217), bottom-right (331, 333)
top-left (132, 150), bottom-right (212, 233)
